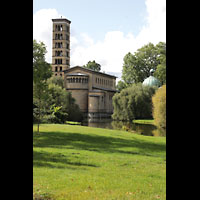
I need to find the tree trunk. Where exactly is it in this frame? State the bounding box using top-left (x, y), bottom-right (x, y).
top-left (37, 98), bottom-right (41, 133)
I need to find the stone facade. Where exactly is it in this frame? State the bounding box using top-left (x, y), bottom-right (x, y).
top-left (64, 66), bottom-right (117, 118)
top-left (52, 18), bottom-right (117, 118)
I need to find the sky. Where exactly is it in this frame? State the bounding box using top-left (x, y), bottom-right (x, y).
top-left (33, 0), bottom-right (166, 80)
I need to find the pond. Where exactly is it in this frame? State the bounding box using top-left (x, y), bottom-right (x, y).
top-left (81, 118), bottom-right (166, 137)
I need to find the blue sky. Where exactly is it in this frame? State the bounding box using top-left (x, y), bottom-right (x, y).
top-left (33, 0), bottom-right (147, 41)
top-left (33, 0), bottom-right (166, 79)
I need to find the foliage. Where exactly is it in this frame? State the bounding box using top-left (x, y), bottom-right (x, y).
top-left (83, 60), bottom-right (101, 72)
top-left (49, 105), bottom-right (68, 124)
top-left (33, 39), bottom-right (52, 132)
top-left (47, 76), bottom-right (64, 88)
top-left (43, 83), bottom-right (83, 123)
top-left (112, 83), bottom-right (157, 121)
top-left (152, 85), bottom-right (166, 130)
top-left (120, 42), bottom-right (166, 89)
top-left (154, 64), bottom-right (166, 85)
top-left (116, 80), bottom-right (128, 92)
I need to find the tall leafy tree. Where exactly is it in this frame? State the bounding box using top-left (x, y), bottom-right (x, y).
top-left (33, 39), bottom-right (52, 132)
top-left (121, 42), bottom-right (166, 87)
top-left (83, 60), bottom-right (101, 72)
top-left (154, 42), bottom-right (166, 85)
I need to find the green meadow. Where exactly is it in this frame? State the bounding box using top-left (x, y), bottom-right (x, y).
top-left (33, 124), bottom-right (166, 200)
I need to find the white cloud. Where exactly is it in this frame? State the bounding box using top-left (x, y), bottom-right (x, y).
top-left (71, 0), bottom-right (166, 75)
top-left (33, 0), bottom-right (166, 79)
top-left (33, 9), bottom-right (64, 62)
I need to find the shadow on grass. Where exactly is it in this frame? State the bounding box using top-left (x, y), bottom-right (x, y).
top-left (33, 150), bottom-right (98, 169)
top-left (33, 130), bottom-right (165, 160)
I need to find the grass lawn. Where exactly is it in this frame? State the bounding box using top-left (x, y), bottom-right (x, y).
top-left (133, 119), bottom-right (154, 125)
top-left (33, 124), bottom-right (166, 200)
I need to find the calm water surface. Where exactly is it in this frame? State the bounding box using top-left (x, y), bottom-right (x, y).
top-left (81, 119), bottom-right (166, 137)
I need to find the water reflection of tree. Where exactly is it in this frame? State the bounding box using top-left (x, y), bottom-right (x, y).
top-left (111, 121), bottom-right (166, 137)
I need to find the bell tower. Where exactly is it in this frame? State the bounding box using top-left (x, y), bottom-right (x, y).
top-left (52, 18), bottom-right (71, 77)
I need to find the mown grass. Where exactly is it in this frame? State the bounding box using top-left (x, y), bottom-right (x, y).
top-left (133, 119), bottom-right (154, 124)
top-left (33, 124), bottom-right (166, 200)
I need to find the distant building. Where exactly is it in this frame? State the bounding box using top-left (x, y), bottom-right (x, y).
top-left (52, 18), bottom-right (117, 118)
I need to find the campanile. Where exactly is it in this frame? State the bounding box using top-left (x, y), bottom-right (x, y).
top-left (52, 18), bottom-right (71, 77)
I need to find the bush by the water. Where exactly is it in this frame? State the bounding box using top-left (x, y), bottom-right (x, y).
top-left (152, 84), bottom-right (166, 130)
top-left (33, 78), bottom-right (83, 124)
top-left (112, 83), bottom-right (157, 121)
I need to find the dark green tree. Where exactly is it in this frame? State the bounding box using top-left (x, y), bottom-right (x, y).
top-left (116, 80), bottom-right (128, 92)
top-left (83, 60), bottom-right (101, 72)
top-left (154, 42), bottom-right (166, 85)
top-left (47, 76), bottom-right (64, 88)
top-left (112, 83), bottom-right (156, 121)
top-left (33, 39), bottom-right (52, 132)
top-left (45, 83), bottom-right (83, 123)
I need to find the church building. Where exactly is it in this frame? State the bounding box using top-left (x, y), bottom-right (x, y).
top-left (51, 18), bottom-right (117, 118)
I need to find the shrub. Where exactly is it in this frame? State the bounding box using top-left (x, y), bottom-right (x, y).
top-left (47, 83), bottom-right (83, 123)
top-left (152, 84), bottom-right (166, 130)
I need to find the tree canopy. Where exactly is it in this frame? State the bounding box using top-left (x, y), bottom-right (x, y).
top-left (112, 83), bottom-right (157, 121)
top-left (33, 39), bottom-right (52, 132)
top-left (119, 42), bottom-right (166, 90)
top-left (83, 60), bottom-right (101, 72)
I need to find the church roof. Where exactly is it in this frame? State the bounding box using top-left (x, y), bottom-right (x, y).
top-left (64, 66), bottom-right (117, 78)
top-left (66, 72), bottom-right (88, 76)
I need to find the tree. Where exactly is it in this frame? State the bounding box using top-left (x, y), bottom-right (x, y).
top-left (44, 82), bottom-right (83, 123)
top-left (112, 83), bottom-right (156, 121)
top-left (121, 42), bottom-right (166, 88)
top-left (33, 39), bottom-right (52, 132)
top-left (47, 76), bottom-right (64, 88)
top-left (154, 64), bottom-right (166, 85)
top-left (83, 60), bottom-right (101, 72)
top-left (116, 80), bottom-right (128, 92)
top-left (154, 42), bottom-right (166, 85)
top-left (152, 85), bottom-right (166, 130)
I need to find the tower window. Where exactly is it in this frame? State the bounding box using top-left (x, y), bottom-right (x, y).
top-left (66, 25), bottom-right (69, 33)
top-left (60, 66), bottom-right (62, 71)
top-left (55, 59), bottom-right (62, 64)
top-left (58, 25), bottom-right (63, 31)
top-left (55, 66), bottom-right (58, 72)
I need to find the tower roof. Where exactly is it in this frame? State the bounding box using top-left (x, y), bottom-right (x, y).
top-left (52, 18), bottom-right (71, 24)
